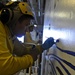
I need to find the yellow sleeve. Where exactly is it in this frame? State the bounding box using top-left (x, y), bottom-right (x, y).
top-left (0, 21), bottom-right (33, 75)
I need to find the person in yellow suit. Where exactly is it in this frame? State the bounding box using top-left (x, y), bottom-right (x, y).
top-left (0, 1), bottom-right (54, 75)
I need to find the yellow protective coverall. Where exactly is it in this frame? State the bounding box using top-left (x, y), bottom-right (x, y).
top-left (0, 21), bottom-right (34, 75)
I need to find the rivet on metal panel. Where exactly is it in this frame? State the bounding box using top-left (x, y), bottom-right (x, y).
top-left (49, 24), bottom-right (51, 30)
top-left (54, 39), bottom-right (60, 43)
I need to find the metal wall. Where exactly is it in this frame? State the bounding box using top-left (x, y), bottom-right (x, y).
top-left (42, 0), bottom-right (75, 75)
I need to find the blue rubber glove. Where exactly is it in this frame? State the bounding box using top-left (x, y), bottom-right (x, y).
top-left (42, 37), bottom-right (54, 50)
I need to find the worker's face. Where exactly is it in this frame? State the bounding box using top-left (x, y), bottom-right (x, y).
top-left (13, 18), bottom-right (31, 37)
top-left (29, 26), bottom-right (34, 32)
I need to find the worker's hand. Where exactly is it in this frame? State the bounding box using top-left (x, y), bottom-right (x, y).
top-left (28, 47), bottom-right (39, 61)
top-left (42, 37), bottom-right (54, 50)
